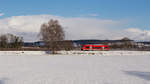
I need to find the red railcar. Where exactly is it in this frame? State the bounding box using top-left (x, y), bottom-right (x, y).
top-left (81, 44), bottom-right (110, 51)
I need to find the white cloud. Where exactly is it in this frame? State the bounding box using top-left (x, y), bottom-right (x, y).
top-left (0, 14), bottom-right (150, 42)
top-left (0, 13), bottom-right (4, 16)
top-left (126, 28), bottom-right (143, 33)
top-left (125, 28), bottom-right (150, 41)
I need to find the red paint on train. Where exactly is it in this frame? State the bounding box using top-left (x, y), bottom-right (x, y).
top-left (81, 44), bottom-right (110, 51)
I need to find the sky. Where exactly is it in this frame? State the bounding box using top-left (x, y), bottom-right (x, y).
top-left (0, 0), bottom-right (150, 42)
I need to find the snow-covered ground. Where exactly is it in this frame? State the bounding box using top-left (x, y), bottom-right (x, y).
top-left (0, 51), bottom-right (150, 84)
top-left (1, 51), bottom-right (150, 56)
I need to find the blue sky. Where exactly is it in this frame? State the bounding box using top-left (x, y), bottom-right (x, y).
top-left (0, 0), bottom-right (150, 41)
top-left (0, 0), bottom-right (150, 17)
top-left (1, 0), bottom-right (150, 29)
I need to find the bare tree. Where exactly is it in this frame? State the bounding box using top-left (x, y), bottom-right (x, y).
top-left (7, 34), bottom-right (24, 48)
top-left (121, 37), bottom-right (134, 49)
top-left (0, 34), bottom-right (8, 48)
top-left (39, 19), bottom-right (65, 54)
top-left (0, 34), bottom-right (23, 49)
top-left (121, 37), bottom-right (131, 41)
top-left (57, 40), bottom-right (75, 50)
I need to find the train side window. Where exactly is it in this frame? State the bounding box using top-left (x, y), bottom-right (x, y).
top-left (86, 46), bottom-right (90, 48)
top-left (105, 47), bottom-right (109, 48)
top-left (93, 47), bottom-right (102, 49)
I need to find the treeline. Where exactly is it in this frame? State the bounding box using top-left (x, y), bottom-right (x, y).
top-left (110, 37), bottom-right (135, 49)
top-left (0, 34), bottom-right (23, 48)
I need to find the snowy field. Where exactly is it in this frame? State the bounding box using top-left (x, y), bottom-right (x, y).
top-left (0, 51), bottom-right (150, 84)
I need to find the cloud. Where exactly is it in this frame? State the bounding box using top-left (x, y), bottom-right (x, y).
top-left (125, 28), bottom-right (150, 41)
top-left (0, 14), bottom-right (149, 42)
top-left (0, 13), bottom-right (4, 16)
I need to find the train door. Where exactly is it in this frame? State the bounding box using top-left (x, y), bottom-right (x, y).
top-left (102, 46), bottom-right (104, 50)
top-left (89, 45), bottom-right (92, 51)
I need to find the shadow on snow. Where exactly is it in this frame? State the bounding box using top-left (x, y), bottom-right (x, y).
top-left (0, 78), bottom-right (9, 84)
top-left (124, 71), bottom-right (150, 81)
